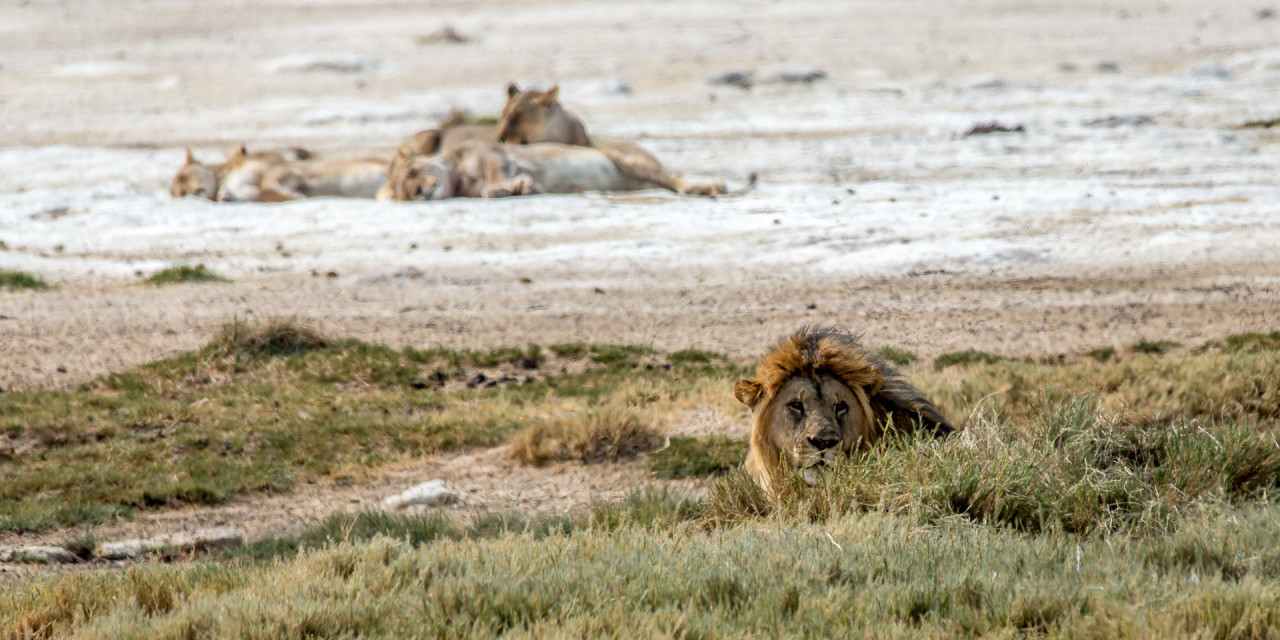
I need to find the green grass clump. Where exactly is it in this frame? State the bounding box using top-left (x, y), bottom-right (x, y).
top-left (933, 348), bottom-right (1005, 371)
top-left (440, 109), bottom-right (499, 127)
top-left (1086, 346), bottom-right (1117, 362)
top-left (546, 342), bottom-right (655, 368)
top-left (876, 346), bottom-right (918, 366)
top-left (1241, 117), bottom-right (1280, 129)
top-left (1202, 331), bottom-right (1280, 354)
top-left (143, 264), bottom-right (228, 286)
top-left (1131, 339), bottom-right (1180, 355)
top-left (667, 349), bottom-right (724, 366)
top-left (0, 269), bottom-right (49, 290)
top-left (649, 435), bottom-right (747, 479)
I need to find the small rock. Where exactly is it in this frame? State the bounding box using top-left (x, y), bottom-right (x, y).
top-left (518, 357), bottom-right (540, 370)
top-left (964, 121), bottom-right (1025, 136)
top-left (382, 480), bottom-right (458, 510)
top-left (1095, 60), bottom-right (1123, 74)
top-left (963, 74), bottom-right (1008, 90)
top-left (1256, 7), bottom-right (1274, 20)
top-left (415, 26), bottom-right (470, 45)
top-left (0, 545), bottom-right (79, 564)
top-left (1084, 115), bottom-right (1155, 128)
top-left (98, 539), bottom-right (158, 560)
top-left (468, 373), bottom-right (487, 387)
top-left (172, 529), bottom-right (242, 553)
top-left (760, 66), bottom-right (827, 85)
top-left (706, 70), bottom-right (753, 88)
top-left (1188, 62), bottom-right (1232, 80)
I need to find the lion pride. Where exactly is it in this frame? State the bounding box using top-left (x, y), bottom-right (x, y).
top-left (734, 327), bottom-right (955, 491)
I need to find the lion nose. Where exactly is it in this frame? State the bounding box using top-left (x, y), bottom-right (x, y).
top-left (807, 434), bottom-right (839, 452)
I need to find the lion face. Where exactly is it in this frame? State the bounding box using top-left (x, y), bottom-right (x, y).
top-left (497, 83), bottom-right (591, 146)
top-left (170, 150), bottom-right (218, 200)
top-left (735, 327), bottom-right (956, 491)
top-left (386, 156), bottom-right (455, 201)
top-left (761, 374), bottom-right (870, 483)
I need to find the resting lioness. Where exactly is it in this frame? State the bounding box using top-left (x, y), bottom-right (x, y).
top-left (498, 83), bottom-right (726, 197)
top-left (253, 158), bottom-right (388, 201)
top-left (170, 145), bottom-right (309, 200)
top-left (379, 139), bottom-right (710, 201)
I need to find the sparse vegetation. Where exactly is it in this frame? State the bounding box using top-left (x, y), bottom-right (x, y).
top-left (1241, 117), bottom-right (1280, 129)
top-left (1130, 338), bottom-right (1180, 355)
top-left (511, 407), bottom-right (664, 465)
top-left (143, 263), bottom-right (229, 286)
top-left (5, 327), bottom-right (1280, 637)
top-left (1203, 330), bottom-right (1280, 354)
top-left (1086, 345), bottom-right (1117, 362)
top-left (0, 320), bottom-right (739, 533)
top-left (876, 345), bottom-right (918, 366)
top-left (649, 435), bottom-right (746, 479)
top-left (932, 348), bottom-right (1005, 371)
top-left (668, 349), bottom-right (724, 366)
top-left (0, 269), bottom-right (49, 291)
top-left (439, 108), bottom-right (500, 127)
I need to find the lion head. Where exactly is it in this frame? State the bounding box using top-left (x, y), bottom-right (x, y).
top-left (383, 152), bottom-right (458, 201)
top-left (734, 327), bottom-right (955, 490)
top-left (170, 148), bottom-right (219, 200)
top-left (497, 83), bottom-right (592, 147)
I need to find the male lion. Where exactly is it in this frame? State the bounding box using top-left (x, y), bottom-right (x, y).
top-left (379, 140), bottom-right (666, 201)
top-left (498, 83), bottom-right (726, 197)
top-left (733, 327), bottom-right (955, 491)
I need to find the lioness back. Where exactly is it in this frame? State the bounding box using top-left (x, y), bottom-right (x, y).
top-left (509, 143), bottom-right (649, 193)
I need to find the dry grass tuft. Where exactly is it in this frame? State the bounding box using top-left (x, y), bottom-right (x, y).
top-left (511, 408), bottom-right (665, 465)
top-left (203, 317), bottom-right (329, 362)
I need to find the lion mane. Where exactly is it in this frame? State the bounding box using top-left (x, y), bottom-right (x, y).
top-left (734, 327), bottom-right (955, 490)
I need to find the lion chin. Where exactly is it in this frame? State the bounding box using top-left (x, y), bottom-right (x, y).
top-left (735, 327), bottom-right (956, 493)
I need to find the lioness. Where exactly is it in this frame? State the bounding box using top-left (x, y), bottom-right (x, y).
top-left (498, 83), bottom-right (726, 197)
top-left (378, 139), bottom-right (680, 201)
top-left (170, 145), bottom-right (308, 200)
top-left (254, 157), bottom-right (388, 201)
top-left (733, 327), bottom-right (955, 491)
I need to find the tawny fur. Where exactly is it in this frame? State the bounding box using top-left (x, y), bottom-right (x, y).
top-left (734, 327), bottom-right (954, 491)
top-left (497, 83), bottom-right (725, 197)
top-left (170, 145), bottom-right (308, 201)
top-left (379, 140), bottom-right (659, 202)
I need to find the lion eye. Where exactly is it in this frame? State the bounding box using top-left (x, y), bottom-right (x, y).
top-left (787, 400), bottom-right (804, 416)
top-left (834, 402), bottom-right (849, 418)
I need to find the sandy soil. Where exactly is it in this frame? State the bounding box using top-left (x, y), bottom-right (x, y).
top-left (3, 0), bottom-right (1280, 572)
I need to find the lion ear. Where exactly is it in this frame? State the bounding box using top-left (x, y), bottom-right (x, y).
top-left (539, 85), bottom-right (560, 105)
top-left (184, 148), bottom-right (195, 165)
top-left (506, 82), bottom-right (520, 98)
top-left (733, 378), bottom-right (765, 409)
top-left (229, 143), bottom-right (247, 158)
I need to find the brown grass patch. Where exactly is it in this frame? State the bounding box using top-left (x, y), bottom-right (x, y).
top-left (511, 408), bottom-right (665, 466)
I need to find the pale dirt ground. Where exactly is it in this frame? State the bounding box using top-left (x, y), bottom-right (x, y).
top-left (2, 0), bottom-right (1280, 576)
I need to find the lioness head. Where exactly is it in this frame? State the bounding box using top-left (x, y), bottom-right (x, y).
top-left (497, 83), bottom-right (592, 146)
top-left (734, 327), bottom-right (955, 491)
top-left (383, 151), bottom-right (457, 201)
top-left (170, 148), bottom-right (219, 200)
